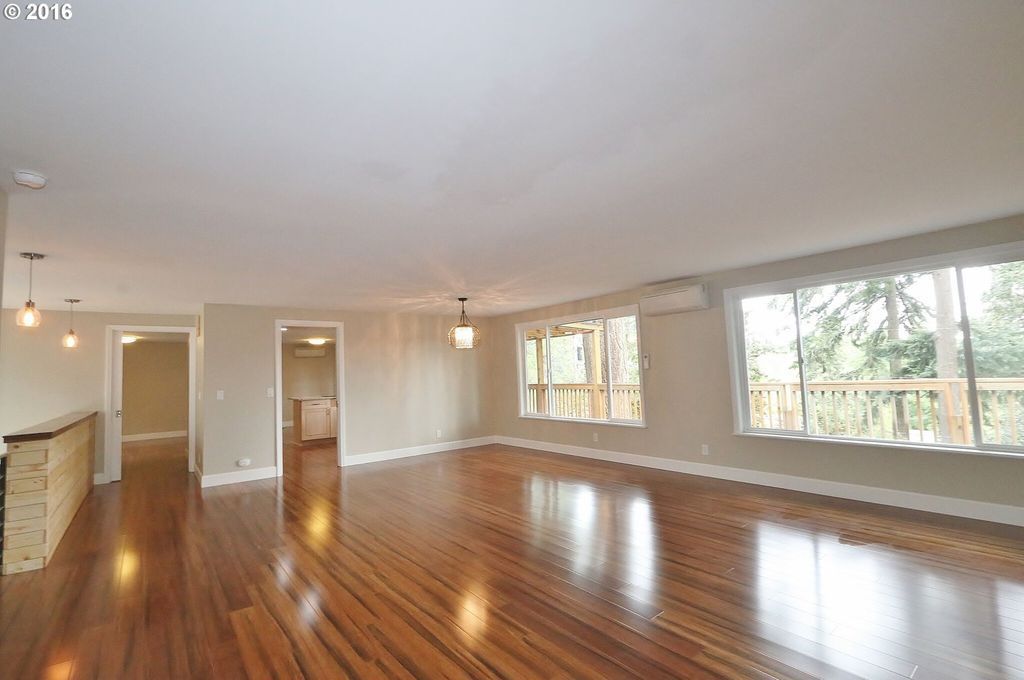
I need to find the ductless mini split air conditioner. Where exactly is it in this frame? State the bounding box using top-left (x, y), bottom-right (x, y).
top-left (639, 284), bottom-right (709, 316)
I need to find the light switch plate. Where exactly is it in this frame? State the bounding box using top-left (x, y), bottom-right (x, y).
top-left (266, 387), bottom-right (274, 398)
top-left (216, 390), bottom-right (225, 401)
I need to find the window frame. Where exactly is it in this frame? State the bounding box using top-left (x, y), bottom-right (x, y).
top-left (724, 241), bottom-right (1024, 458)
top-left (515, 304), bottom-right (647, 427)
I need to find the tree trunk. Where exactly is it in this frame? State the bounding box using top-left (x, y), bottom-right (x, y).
top-left (932, 269), bottom-right (961, 443)
top-left (885, 279), bottom-right (910, 439)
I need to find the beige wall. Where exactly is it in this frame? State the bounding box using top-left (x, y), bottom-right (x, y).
top-left (281, 343), bottom-right (336, 421)
top-left (195, 308), bottom-right (206, 473)
top-left (122, 341), bottom-right (189, 436)
top-left (0, 190), bottom-right (6, 356)
top-left (201, 304), bottom-right (488, 475)
top-left (487, 214), bottom-right (1024, 507)
top-left (0, 310), bottom-right (196, 472)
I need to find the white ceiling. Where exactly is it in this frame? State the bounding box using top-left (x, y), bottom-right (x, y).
top-left (2, 1), bottom-right (1022, 316)
top-left (124, 331), bottom-right (188, 344)
top-left (281, 327), bottom-right (335, 345)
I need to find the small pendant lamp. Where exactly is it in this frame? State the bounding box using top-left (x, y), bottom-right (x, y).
top-left (448, 297), bottom-right (480, 349)
top-left (16, 252), bottom-right (45, 327)
top-left (62, 299), bottom-right (81, 348)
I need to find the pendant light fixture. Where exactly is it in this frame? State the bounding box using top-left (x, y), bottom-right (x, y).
top-left (62, 299), bottom-right (81, 348)
top-left (448, 297), bottom-right (480, 349)
top-left (15, 252), bottom-right (45, 327)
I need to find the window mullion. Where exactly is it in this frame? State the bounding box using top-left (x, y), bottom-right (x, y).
top-left (603, 317), bottom-right (612, 421)
top-left (955, 266), bottom-right (984, 447)
top-left (793, 290), bottom-right (811, 434)
top-left (545, 325), bottom-right (554, 417)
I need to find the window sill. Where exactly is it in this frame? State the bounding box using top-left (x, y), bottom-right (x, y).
top-left (736, 430), bottom-right (1024, 460)
top-left (518, 414), bottom-right (647, 429)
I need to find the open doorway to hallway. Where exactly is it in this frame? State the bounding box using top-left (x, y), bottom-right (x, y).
top-left (105, 325), bottom-right (197, 483)
top-left (120, 331), bottom-right (190, 481)
top-left (274, 320), bottom-right (345, 474)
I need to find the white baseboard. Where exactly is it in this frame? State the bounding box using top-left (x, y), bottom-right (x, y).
top-left (495, 436), bottom-right (1024, 527)
top-left (122, 430), bottom-right (187, 442)
top-left (343, 436), bottom-right (498, 467)
top-left (201, 465), bottom-right (277, 488)
top-left (94, 473), bottom-right (109, 485)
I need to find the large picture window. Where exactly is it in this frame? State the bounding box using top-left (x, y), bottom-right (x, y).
top-left (726, 246), bottom-right (1024, 454)
top-left (517, 306), bottom-right (644, 425)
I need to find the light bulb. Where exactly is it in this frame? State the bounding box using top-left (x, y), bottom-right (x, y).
top-left (307, 338), bottom-right (328, 346)
top-left (16, 301), bottom-right (42, 327)
top-left (454, 325), bottom-right (475, 349)
top-left (62, 330), bottom-right (80, 348)
top-left (121, 335), bottom-right (138, 344)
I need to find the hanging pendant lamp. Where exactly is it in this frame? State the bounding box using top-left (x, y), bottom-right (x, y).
top-left (62, 299), bottom-right (81, 348)
top-left (448, 297), bottom-right (480, 349)
top-left (16, 252), bottom-right (45, 327)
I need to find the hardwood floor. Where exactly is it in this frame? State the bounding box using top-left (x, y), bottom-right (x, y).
top-left (2, 436), bottom-right (1023, 679)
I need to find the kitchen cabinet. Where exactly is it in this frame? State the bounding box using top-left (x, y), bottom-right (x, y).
top-left (290, 397), bottom-right (338, 442)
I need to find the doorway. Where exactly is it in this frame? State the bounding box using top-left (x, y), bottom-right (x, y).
top-left (104, 325), bottom-right (197, 483)
top-left (274, 320), bottom-right (345, 475)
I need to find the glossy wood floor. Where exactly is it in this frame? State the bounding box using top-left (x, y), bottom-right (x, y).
top-left (2, 436), bottom-right (1024, 679)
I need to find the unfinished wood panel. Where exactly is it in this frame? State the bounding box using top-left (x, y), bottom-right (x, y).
top-left (2, 413), bottom-right (96, 575)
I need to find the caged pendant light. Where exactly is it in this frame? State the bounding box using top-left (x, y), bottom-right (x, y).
top-left (447, 297), bottom-right (480, 349)
top-left (62, 299), bottom-right (81, 348)
top-left (16, 252), bottom-right (45, 327)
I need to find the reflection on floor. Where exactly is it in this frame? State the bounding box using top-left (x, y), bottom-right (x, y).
top-left (1, 438), bottom-right (1022, 678)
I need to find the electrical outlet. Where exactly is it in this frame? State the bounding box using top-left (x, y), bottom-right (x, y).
top-left (237, 458), bottom-right (252, 468)
top-left (436, 428), bottom-right (442, 439)
top-left (592, 432), bottom-right (599, 442)
top-left (701, 444), bottom-right (710, 456)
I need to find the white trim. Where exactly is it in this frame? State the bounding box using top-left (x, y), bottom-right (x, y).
top-left (104, 325), bottom-right (198, 482)
top-left (274, 320), bottom-right (345, 475)
top-left (200, 465), bottom-right (277, 488)
top-left (122, 430), bottom-right (187, 442)
top-left (724, 240), bottom-right (1024, 300)
top-left (94, 473), bottom-right (109, 485)
top-left (736, 431), bottom-right (1024, 460)
top-left (494, 436), bottom-right (1024, 527)
top-left (517, 414), bottom-right (647, 428)
top-left (343, 436), bottom-right (497, 467)
top-left (514, 304), bottom-right (646, 427)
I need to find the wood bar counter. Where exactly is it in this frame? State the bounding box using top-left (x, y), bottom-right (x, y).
top-left (2, 412), bottom-right (97, 575)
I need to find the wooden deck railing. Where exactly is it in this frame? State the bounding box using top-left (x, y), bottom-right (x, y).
top-left (749, 378), bottom-right (1024, 446)
top-left (527, 384), bottom-right (642, 421)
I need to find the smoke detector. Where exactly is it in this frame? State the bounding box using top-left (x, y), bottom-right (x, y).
top-left (13, 171), bottom-right (47, 190)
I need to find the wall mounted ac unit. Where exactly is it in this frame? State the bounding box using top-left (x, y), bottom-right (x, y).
top-left (640, 284), bottom-right (709, 316)
top-left (294, 347), bottom-right (326, 358)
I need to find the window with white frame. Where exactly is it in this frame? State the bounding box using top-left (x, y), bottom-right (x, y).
top-left (517, 306), bottom-right (644, 424)
top-left (726, 246), bottom-right (1024, 454)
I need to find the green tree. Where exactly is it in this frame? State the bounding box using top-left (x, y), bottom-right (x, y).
top-left (970, 261), bottom-right (1024, 377)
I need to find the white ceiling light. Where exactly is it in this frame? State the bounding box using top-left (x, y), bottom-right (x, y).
top-left (13, 170), bottom-right (47, 190)
top-left (306, 337), bottom-right (328, 346)
top-left (121, 335), bottom-right (139, 344)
